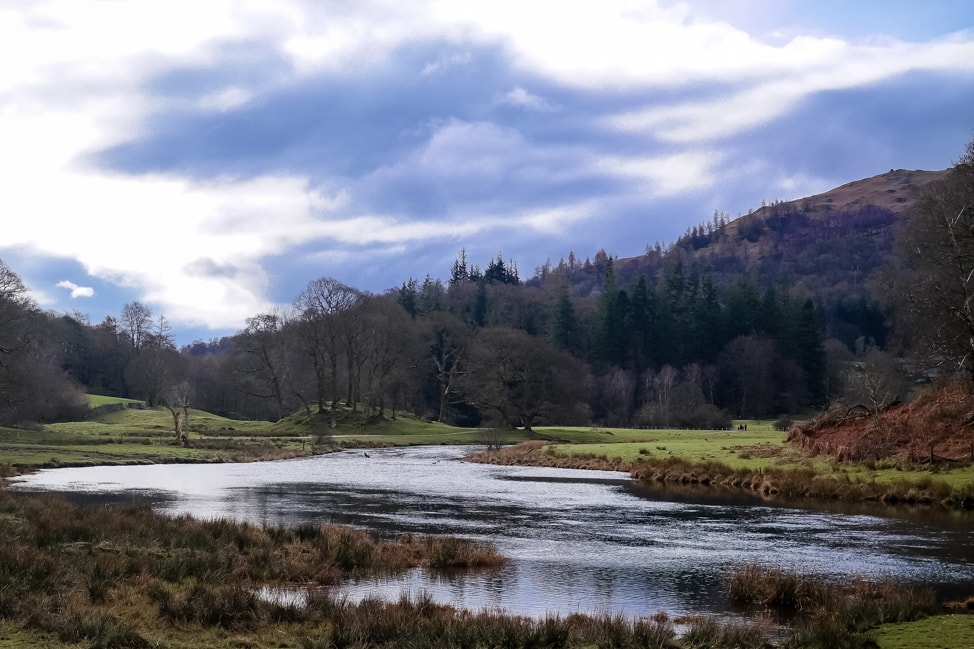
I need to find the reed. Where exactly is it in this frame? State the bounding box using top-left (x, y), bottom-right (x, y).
top-left (726, 564), bottom-right (938, 648)
top-left (679, 616), bottom-right (768, 649)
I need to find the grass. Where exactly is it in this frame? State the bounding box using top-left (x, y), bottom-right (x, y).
top-left (467, 421), bottom-right (974, 509)
top-left (0, 397), bottom-right (484, 473)
top-left (12, 401), bottom-right (974, 509)
top-left (876, 614), bottom-right (974, 648)
top-left (0, 489), bottom-right (507, 648)
top-left (85, 394), bottom-right (143, 408)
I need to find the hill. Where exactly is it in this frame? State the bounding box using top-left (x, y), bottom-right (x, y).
top-left (545, 168), bottom-right (948, 350)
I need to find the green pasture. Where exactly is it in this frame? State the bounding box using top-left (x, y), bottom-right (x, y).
top-left (522, 422), bottom-right (974, 489)
top-left (536, 421), bottom-right (793, 469)
top-left (877, 614), bottom-right (974, 648)
top-left (85, 394), bottom-right (143, 408)
top-left (0, 396), bottom-right (486, 472)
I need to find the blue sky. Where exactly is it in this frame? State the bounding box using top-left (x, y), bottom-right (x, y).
top-left (2, 0), bottom-right (973, 344)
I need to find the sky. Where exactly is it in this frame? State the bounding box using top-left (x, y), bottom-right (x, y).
top-left (2, 0), bottom-right (973, 345)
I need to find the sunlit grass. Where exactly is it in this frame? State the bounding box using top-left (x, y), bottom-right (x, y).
top-left (876, 614), bottom-right (974, 649)
top-left (85, 394), bottom-right (142, 408)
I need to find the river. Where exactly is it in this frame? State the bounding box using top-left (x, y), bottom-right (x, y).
top-left (11, 445), bottom-right (974, 618)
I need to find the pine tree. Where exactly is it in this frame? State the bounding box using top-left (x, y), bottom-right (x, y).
top-left (548, 284), bottom-right (579, 353)
top-left (450, 249), bottom-right (469, 285)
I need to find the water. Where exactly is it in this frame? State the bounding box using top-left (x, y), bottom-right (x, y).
top-left (11, 445), bottom-right (974, 618)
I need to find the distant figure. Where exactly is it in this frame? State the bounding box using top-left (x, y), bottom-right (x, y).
top-left (364, 452), bottom-right (370, 458)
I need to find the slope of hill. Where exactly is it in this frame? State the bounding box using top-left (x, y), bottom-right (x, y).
top-left (789, 382), bottom-right (974, 465)
top-left (555, 168), bottom-right (949, 349)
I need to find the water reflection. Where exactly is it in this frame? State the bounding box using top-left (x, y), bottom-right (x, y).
top-left (12, 445), bottom-right (974, 617)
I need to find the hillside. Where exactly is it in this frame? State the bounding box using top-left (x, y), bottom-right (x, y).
top-left (728, 168), bottom-right (946, 230)
top-left (549, 167), bottom-right (948, 349)
top-left (789, 382), bottom-right (974, 465)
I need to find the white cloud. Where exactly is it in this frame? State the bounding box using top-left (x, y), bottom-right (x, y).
top-left (495, 87), bottom-right (559, 112)
top-left (199, 87), bottom-right (253, 112)
top-left (56, 280), bottom-right (95, 298)
top-left (607, 35), bottom-right (974, 144)
top-left (596, 151), bottom-right (721, 197)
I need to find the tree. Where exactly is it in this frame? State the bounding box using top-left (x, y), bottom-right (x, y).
top-left (163, 380), bottom-right (193, 445)
top-left (887, 137), bottom-right (974, 381)
top-left (548, 284), bottom-right (580, 353)
top-left (359, 295), bottom-right (420, 420)
top-left (424, 312), bottom-right (472, 423)
top-left (0, 260), bottom-right (35, 413)
top-left (466, 327), bottom-right (588, 431)
top-left (120, 301), bottom-right (153, 351)
top-left (125, 346), bottom-right (181, 407)
top-left (293, 277), bottom-right (363, 423)
top-left (0, 260), bottom-right (85, 424)
top-left (234, 311), bottom-right (295, 420)
top-left (839, 347), bottom-right (908, 415)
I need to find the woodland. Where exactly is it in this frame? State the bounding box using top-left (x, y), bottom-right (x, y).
top-left (2, 138), bottom-right (973, 433)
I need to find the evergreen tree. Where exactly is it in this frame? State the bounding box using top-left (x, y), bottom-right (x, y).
top-left (548, 284), bottom-right (580, 353)
top-left (595, 262), bottom-right (627, 366)
top-left (397, 278), bottom-right (418, 317)
top-left (795, 299), bottom-right (827, 405)
top-left (450, 249), bottom-right (469, 285)
top-left (628, 276), bottom-right (654, 371)
top-left (472, 281), bottom-right (488, 327)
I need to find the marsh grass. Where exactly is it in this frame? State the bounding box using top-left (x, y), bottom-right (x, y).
top-left (727, 564), bottom-right (938, 648)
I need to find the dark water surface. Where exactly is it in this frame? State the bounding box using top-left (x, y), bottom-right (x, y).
top-left (12, 445), bottom-right (974, 618)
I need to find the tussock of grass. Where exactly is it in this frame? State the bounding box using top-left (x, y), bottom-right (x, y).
top-left (726, 564), bottom-right (938, 648)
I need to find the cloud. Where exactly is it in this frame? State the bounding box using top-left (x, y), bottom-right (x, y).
top-left (56, 280), bottom-right (95, 298)
top-left (198, 87), bottom-right (253, 112)
top-left (1, 0), bottom-right (972, 338)
top-left (495, 87), bottom-right (559, 111)
top-left (421, 51), bottom-right (473, 76)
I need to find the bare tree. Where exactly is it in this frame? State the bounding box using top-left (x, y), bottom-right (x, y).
top-left (120, 301), bottom-right (153, 351)
top-left (293, 277), bottom-right (363, 425)
top-left (164, 380), bottom-right (193, 445)
top-left (125, 346), bottom-right (181, 407)
top-left (886, 137), bottom-right (974, 382)
top-left (359, 295), bottom-right (419, 421)
top-left (424, 312), bottom-right (472, 423)
top-left (839, 348), bottom-right (908, 415)
top-left (0, 259), bottom-right (85, 424)
top-left (466, 327), bottom-right (589, 432)
top-left (235, 311), bottom-right (295, 420)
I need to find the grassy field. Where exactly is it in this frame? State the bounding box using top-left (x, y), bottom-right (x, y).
top-left (523, 420), bottom-right (974, 492)
top-left (0, 398), bottom-right (486, 473)
top-left (876, 614), bottom-right (974, 648)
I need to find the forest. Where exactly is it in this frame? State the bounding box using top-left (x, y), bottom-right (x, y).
top-left (0, 245), bottom-right (862, 432)
top-left (5, 144), bottom-right (974, 432)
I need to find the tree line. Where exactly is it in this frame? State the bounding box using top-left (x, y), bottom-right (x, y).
top-left (5, 135), bottom-right (973, 430)
top-left (0, 251), bottom-right (833, 430)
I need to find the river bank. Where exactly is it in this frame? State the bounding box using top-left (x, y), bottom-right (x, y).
top-left (466, 438), bottom-right (974, 510)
